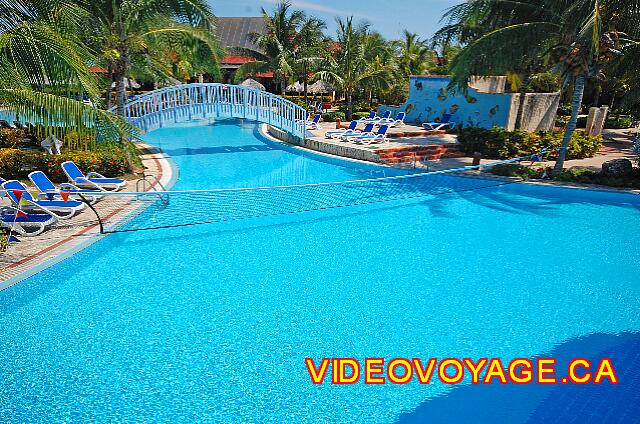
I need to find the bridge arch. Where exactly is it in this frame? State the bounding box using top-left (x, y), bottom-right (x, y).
top-left (119, 83), bottom-right (307, 138)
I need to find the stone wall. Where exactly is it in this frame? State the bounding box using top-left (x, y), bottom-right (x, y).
top-left (266, 125), bottom-right (381, 162)
top-left (506, 92), bottom-right (561, 132)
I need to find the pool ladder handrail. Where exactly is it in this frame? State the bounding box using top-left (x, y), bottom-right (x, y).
top-left (136, 173), bottom-right (170, 206)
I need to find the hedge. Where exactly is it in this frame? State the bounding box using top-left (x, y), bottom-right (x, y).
top-left (457, 127), bottom-right (602, 160)
top-left (0, 145), bottom-right (132, 183)
top-left (321, 111), bottom-right (345, 122)
top-left (561, 115), bottom-right (633, 129)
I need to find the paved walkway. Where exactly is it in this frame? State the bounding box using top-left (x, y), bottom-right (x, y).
top-left (0, 144), bottom-right (175, 290)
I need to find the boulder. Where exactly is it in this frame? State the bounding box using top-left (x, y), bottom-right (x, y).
top-left (601, 159), bottom-right (633, 177)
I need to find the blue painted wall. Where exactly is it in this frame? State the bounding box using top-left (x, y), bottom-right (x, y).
top-left (381, 76), bottom-right (513, 129)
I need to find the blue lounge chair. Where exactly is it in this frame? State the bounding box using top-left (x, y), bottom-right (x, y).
top-left (0, 206), bottom-right (57, 237)
top-left (351, 125), bottom-right (390, 144)
top-left (2, 180), bottom-right (85, 219)
top-left (423, 114), bottom-right (454, 130)
top-left (358, 110), bottom-right (391, 124)
top-left (61, 161), bottom-right (127, 191)
top-left (356, 111), bottom-right (376, 122)
top-left (29, 171), bottom-right (101, 204)
top-left (341, 123), bottom-right (375, 141)
top-left (305, 114), bottom-right (322, 130)
top-left (325, 121), bottom-right (358, 139)
top-left (379, 112), bottom-right (405, 127)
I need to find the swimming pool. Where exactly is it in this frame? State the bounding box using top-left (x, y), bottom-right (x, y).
top-left (1, 120), bottom-right (639, 422)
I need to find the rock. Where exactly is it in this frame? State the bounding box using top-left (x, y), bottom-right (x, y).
top-left (601, 159), bottom-right (633, 177)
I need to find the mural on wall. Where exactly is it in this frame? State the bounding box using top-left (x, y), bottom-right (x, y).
top-left (382, 76), bottom-right (513, 129)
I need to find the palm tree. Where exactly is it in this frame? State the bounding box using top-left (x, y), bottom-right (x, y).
top-left (395, 31), bottom-right (433, 80)
top-left (292, 16), bottom-right (327, 103)
top-left (235, 1), bottom-right (305, 95)
top-left (440, 0), bottom-right (636, 174)
top-left (0, 0), bottom-right (132, 142)
top-left (84, 0), bottom-right (218, 115)
top-left (316, 17), bottom-right (390, 120)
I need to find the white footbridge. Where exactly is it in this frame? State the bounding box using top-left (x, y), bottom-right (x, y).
top-left (119, 83), bottom-right (307, 138)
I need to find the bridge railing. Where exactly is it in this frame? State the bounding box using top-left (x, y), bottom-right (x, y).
top-left (118, 83), bottom-right (307, 139)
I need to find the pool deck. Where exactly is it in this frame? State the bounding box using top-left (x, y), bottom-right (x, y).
top-left (299, 124), bottom-right (638, 172)
top-left (302, 123), bottom-right (463, 165)
top-left (0, 144), bottom-right (175, 289)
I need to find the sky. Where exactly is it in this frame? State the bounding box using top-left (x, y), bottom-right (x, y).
top-left (210, 0), bottom-right (462, 41)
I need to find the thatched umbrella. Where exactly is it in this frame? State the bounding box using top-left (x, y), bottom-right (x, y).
top-left (111, 77), bottom-right (141, 89)
top-left (308, 80), bottom-right (336, 94)
top-left (240, 78), bottom-right (266, 91)
top-left (286, 81), bottom-right (304, 93)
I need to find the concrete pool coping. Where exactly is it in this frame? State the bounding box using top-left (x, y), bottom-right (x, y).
top-left (0, 143), bottom-right (178, 290)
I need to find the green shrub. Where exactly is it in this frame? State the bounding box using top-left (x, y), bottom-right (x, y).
top-left (0, 128), bottom-right (29, 148)
top-left (575, 114), bottom-right (632, 129)
top-left (0, 148), bottom-right (25, 177)
top-left (321, 111), bottom-right (346, 122)
top-left (0, 145), bottom-right (131, 182)
top-left (457, 127), bottom-right (602, 160)
top-left (555, 116), bottom-right (570, 128)
top-left (490, 163), bottom-right (542, 179)
top-left (351, 111), bottom-right (373, 120)
top-left (605, 115), bottom-right (632, 129)
top-left (43, 147), bottom-right (131, 183)
top-left (555, 167), bottom-right (640, 188)
top-left (0, 228), bottom-right (7, 252)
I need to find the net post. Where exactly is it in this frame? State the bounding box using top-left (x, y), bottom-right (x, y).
top-left (77, 193), bottom-right (104, 234)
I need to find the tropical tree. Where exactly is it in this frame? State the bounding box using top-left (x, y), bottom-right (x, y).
top-left (316, 17), bottom-right (390, 119)
top-left (83, 0), bottom-right (218, 114)
top-left (439, 0), bottom-right (638, 174)
top-left (235, 1), bottom-right (305, 95)
top-left (0, 0), bottom-right (131, 142)
top-left (292, 16), bottom-right (327, 102)
top-left (395, 30), bottom-right (433, 81)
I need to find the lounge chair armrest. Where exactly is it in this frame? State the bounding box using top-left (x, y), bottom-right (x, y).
top-left (72, 177), bottom-right (107, 191)
top-left (37, 189), bottom-right (60, 200)
top-left (59, 182), bottom-right (82, 190)
top-left (86, 171), bottom-right (107, 179)
top-left (21, 199), bottom-right (61, 219)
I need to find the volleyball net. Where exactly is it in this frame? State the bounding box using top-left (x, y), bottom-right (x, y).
top-left (79, 154), bottom-right (541, 234)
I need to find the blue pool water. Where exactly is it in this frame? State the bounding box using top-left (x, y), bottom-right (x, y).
top-left (1, 120), bottom-right (640, 422)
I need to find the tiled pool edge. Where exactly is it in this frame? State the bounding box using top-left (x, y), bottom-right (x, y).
top-left (0, 144), bottom-right (178, 291)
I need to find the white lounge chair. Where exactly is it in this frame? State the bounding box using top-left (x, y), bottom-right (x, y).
top-left (61, 161), bottom-right (127, 191)
top-left (351, 125), bottom-right (390, 144)
top-left (325, 121), bottom-right (358, 139)
top-left (341, 123), bottom-right (375, 141)
top-left (29, 171), bottom-right (101, 204)
top-left (0, 206), bottom-right (58, 237)
top-left (3, 180), bottom-right (85, 219)
top-left (423, 113), bottom-right (454, 130)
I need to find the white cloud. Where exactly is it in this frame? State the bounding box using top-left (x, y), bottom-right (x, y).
top-left (262, 0), bottom-right (376, 21)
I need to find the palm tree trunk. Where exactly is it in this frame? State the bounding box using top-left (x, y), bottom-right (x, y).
top-left (303, 79), bottom-right (308, 103)
top-left (514, 73), bottom-right (531, 130)
top-left (106, 75), bottom-right (114, 110)
top-left (115, 71), bottom-right (126, 116)
top-left (553, 74), bottom-right (586, 176)
top-left (347, 91), bottom-right (353, 121)
top-left (303, 63), bottom-right (308, 104)
top-left (115, 22), bottom-right (129, 116)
